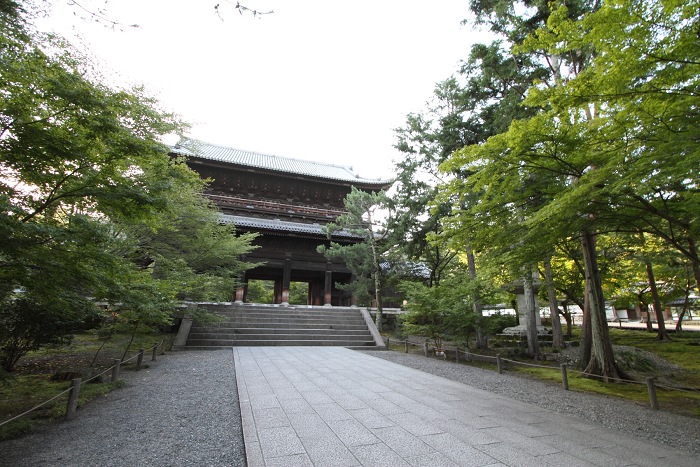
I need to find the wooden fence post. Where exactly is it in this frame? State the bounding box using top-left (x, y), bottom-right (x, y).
top-left (152, 343), bottom-right (158, 362)
top-left (647, 377), bottom-right (659, 410)
top-left (465, 348), bottom-right (471, 363)
top-left (423, 342), bottom-right (429, 357)
top-left (160, 338), bottom-right (166, 355)
top-left (455, 346), bottom-right (460, 363)
top-left (65, 378), bottom-right (81, 420)
top-left (111, 359), bottom-right (121, 383)
top-left (404, 339), bottom-right (408, 353)
top-left (497, 354), bottom-right (503, 374)
top-left (560, 363), bottom-right (569, 390)
top-left (136, 348), bottom-right (144, 371)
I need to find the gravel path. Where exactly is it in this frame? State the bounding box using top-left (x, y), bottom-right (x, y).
top-left (0, 349), bottom-right (245, 467)
top-left (361, 350), bottom-right (700, 455)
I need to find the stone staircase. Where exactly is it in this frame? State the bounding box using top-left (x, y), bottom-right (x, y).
top-left (181, 303), bottom-right (384, 349)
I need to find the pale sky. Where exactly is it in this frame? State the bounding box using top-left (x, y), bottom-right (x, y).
top-left (37, 0), bottom-right (491, 180)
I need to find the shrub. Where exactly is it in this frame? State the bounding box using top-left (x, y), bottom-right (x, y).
top-left (0, 296), bottom-right (88, 372)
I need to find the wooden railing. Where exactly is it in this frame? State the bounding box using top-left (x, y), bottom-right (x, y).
top-left (204, 194), bottom-right (346, 219)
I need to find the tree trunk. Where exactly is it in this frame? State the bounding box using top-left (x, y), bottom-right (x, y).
top-left (688, 237), bottom-right (700, 296)
top-left (579, 280), bottom-right (592, 368)
top-left (676, 264), bottom-right (692, 332)
top-left (475, 327), bottom-right (488, 349)
top-left (676, 296), bottom-right (689, 332)
top-left (580, 230), bottom-right (628, 382)
top-left (641, 300), bottom-right (654, 332)
top-left (467, 243), bottom-right (487, 347)
top-left (370, 237), bottom-right (383, 331)
top-left (544, 256), bottom-right (565, 348)
top-left (562, 301), bottom-right (573, 336)
top-left (121, 322), bottom-right (139, 362)
top-left (466, 244), bottom-right (477, 279)
top-left (523, 267), bottom-right (540, 359)
top-left (645, 261), bottom-right (669, 341)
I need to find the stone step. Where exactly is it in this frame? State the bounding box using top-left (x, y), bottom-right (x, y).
top-left (185, 339), bottom-right (377, 347)
top-left (182, 304), bottom-right (380, 349)
top-left (206, 319), bottom-right (367, 327)
top-left (208, 305), bottom-right (362, 312)
top-left (191, 323), bottom-right (370, 332)
top-left (214, 311), bottom-right (365, 319)
top-left (188, 334), bottom-right (372, 342)
top-left (189, 327), bottom-right (372, 335)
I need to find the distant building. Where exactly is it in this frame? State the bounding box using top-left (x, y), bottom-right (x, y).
top-left (170, 139), bottom-right (392, 306)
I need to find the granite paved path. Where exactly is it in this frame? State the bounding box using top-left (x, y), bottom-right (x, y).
top-left (234, 346), bottom-right (700, 467)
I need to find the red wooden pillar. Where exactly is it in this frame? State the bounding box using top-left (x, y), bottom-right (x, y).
top-left (324, 261), bottom-right (333, 307)
top-left (234, 255), bottom-right (246, 303)
top-left (350, 273), bottom-right (357, 307)
top-left (281, 254), bottom-right (292, 305)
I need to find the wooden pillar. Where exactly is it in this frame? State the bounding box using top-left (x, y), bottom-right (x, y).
top-left (324, 261), bottom-right (333, 307)
top-left (234, 255), bottom-right (246, 303)
top-left (350, 273), bottom-right (358, 308)
top-left (273, 278), bottom-right (282, 304)
top-left (282, 254), bottom-right (292, 305)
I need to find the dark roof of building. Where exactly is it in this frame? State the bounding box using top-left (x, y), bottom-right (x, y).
top-left (172, 139), bottom-right (391, 186)
top-left (665, 296), bottom-right (699, 306)
top-left (219, 214), bottom-right (360, 238)
top-left (380, 261), bottom-right (431, 279)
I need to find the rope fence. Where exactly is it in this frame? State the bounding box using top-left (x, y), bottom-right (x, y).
top-left (386, 337), bottom-right (700, 411)
top-left (0, 339), bottom-right (168, 428)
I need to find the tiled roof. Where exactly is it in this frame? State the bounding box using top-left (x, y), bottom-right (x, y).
top-left (380, 261), bottom-right (431, 279)
top-left (172, 139), bottom-right (390, 186)
top-left (219, 215), bottom-right (360, 238)
top-left (665, 296), bottom-right (699, 306)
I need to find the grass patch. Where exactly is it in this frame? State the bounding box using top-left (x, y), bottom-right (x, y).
top-left (508, 366), bottom-right (649, 401)
top-left (392, 326), bottom-right (700, 417)
top-left (23, 331), bottom-right (169, 362)
top-left (0, 375), bottom-right (125, 440)
top-left (0, 330), bottom-right (170, 440)
top-left (607, 328), bottom-right (700, 387)
top-left (509, 364), bottom-right (700, 408)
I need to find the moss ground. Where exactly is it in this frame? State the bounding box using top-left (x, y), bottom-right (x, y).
top-left (385, 326), bottom-right (700, 418)
top-left (0, 331), bottom-right (170, 440)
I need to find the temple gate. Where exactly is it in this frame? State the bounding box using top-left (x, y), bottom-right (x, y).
top-left (170, 139), bottom-right (391, 306)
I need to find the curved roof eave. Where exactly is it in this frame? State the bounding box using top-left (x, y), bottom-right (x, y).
top-left (171, 138), bottom-right (392, 188)
top-left (220, 214), bottom-right (363, 240)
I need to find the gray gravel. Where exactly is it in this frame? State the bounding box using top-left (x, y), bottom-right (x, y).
top-left (0, 349), bottom-right (245, 467)
top-left (361, 350), bottom-right (700, 455)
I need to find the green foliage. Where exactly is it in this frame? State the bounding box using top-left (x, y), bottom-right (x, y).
top-left (0, 295), bottom-right (96, 372)
top-left (319, 187), bottom-right (391, 324)
top-left (245, 281), bottom-right (307, 306)
top-left (400, 268), bottom-right (513, 347)
top-left (289, 282), bottom-right (309, 305)
top-left (432, 0), bottom-right (700, 376)
top-left (320, 240), bottom-right (375, 306)
top-left (246, 280), bottom-right (274, 304)
top-left (399, 281), bottom-right (452, 347)
top-left (390, 40), bottom-right (547, 285)
top-left (0, 7), bottom-right (258, 369)
top-left (0, 24), bottom-right (183, 311)
top-left (441, 0), bottom-right (700, 274)
top-left (133, 185), bottom-right (259, 304)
